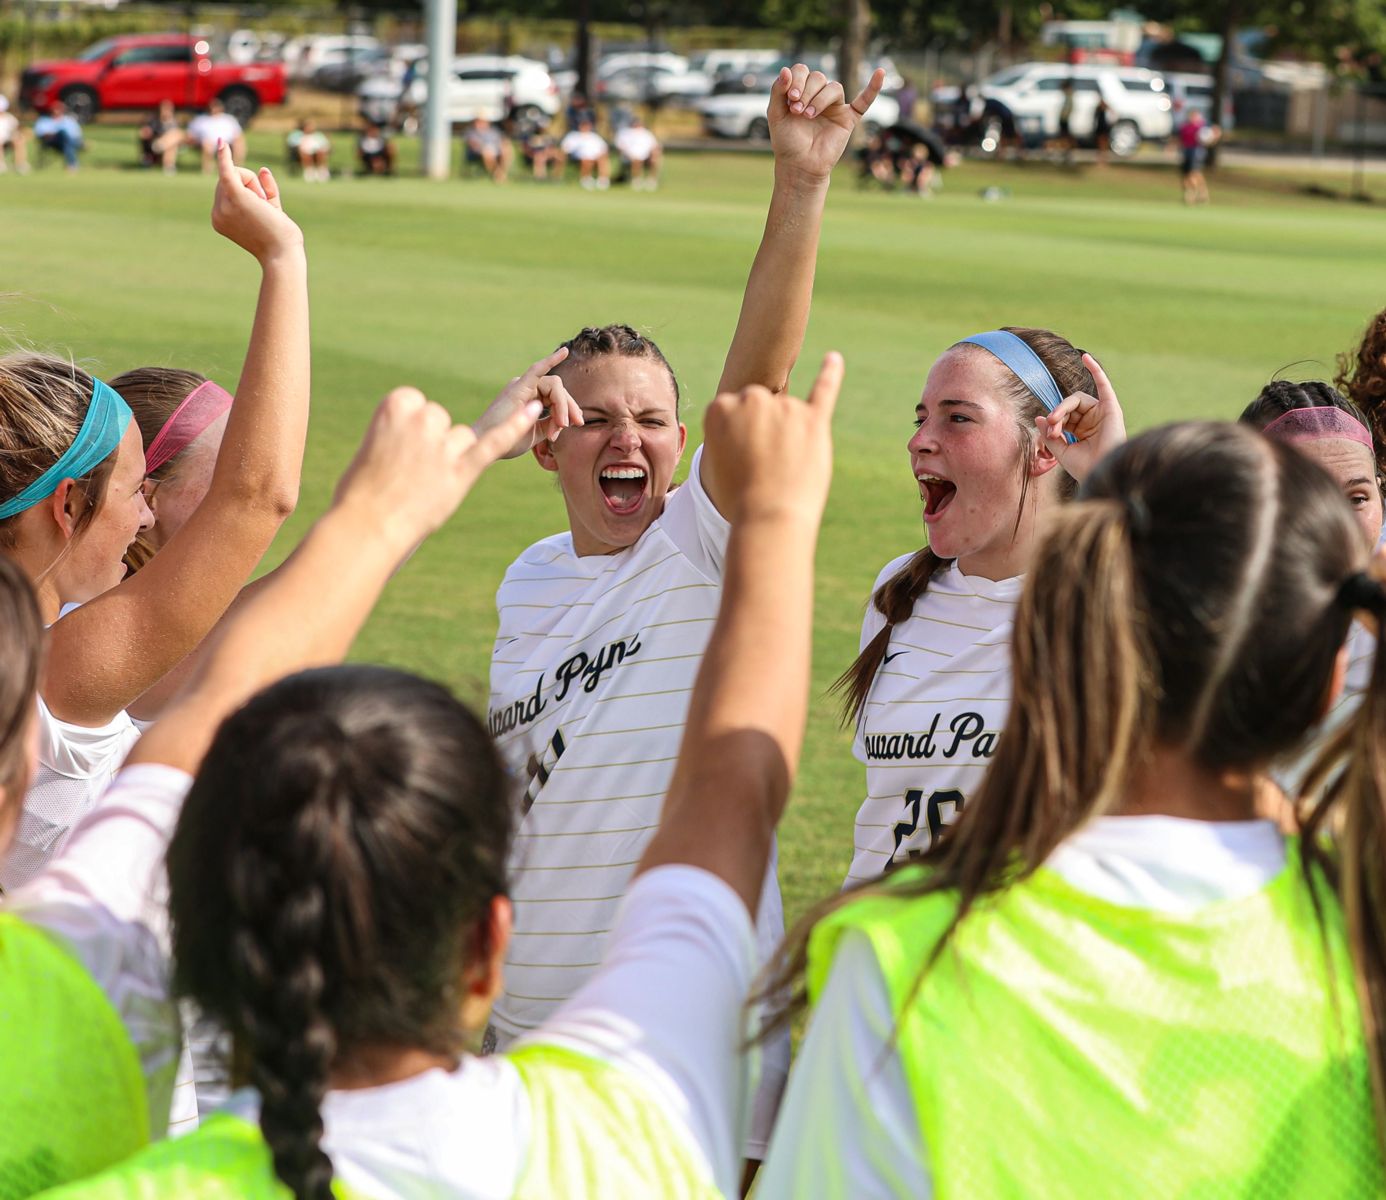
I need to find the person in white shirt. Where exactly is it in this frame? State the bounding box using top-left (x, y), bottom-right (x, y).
top-left (559, 117), bottom-right (610, 189)
top-left (0, 357), bottom-right (552, 1194)
top-left (187, 99), bottom-right (246, 173)
top-left (471, 63), bottom-right (885, 1180)
top-left (40, 354), bottom-right (844, 1200)
top-left (0, 144), bottom-right (308, 896)
top-left (758, 421), bottom-right (1386, 1198)
top-left (836, 331), bottom-right (1125, 886)
top-left (615, 115), bottom-right (660, 190)
top-left (0, 93), bottom-right (30, 174)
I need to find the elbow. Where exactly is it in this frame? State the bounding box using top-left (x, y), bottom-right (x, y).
top-left (263, 481), bottom-right (299, 522)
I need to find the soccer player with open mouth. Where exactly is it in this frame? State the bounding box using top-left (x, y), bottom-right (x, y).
top-left (834, 330), bottom-right (1125, 887)
top-left (471, 62), bottom-right (884, 1178)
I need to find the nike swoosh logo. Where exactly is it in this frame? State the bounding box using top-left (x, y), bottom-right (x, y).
top-left (883, 651), bottom-right (906, 664)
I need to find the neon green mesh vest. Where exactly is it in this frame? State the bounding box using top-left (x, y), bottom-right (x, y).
top-left (35, 1043), bottom-right (722, 1198)
top-left (808, 845), bottom-right (1386, 1199)
top-left (0, 913), bottom-right (148, 1199)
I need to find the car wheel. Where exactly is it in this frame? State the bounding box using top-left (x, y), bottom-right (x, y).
top-left (219, 86), bottom-right (259, 126)
top-left (747, 116), bottom-right (769, 141)
top-left (59, 86), bottom-right (98, 124)
top-left (1109, 119), bottom-right (1140, 158)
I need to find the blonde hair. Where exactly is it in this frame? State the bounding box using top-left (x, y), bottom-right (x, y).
top-left (0, 352), bottom-right (118, 555)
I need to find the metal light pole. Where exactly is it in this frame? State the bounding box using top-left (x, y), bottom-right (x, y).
top-left (421, 0), bottom-right (456, 179)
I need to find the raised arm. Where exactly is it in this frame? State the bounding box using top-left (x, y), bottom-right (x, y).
top-left (702, 67), bottom-right (879, 512)
top-left (638, 353), bottom-right (841, 913)
top-left (44, 143), bottom-right (310, 726)
top-left (131, 390), bottom-right (542, 774)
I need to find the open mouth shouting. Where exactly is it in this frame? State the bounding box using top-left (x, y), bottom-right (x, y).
top-left (918, 471), bottom-right (957, 524)
top-left (598, 464), bottom-right (649, 517)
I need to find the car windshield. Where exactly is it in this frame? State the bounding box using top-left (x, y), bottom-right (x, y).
top-left (78, 38), bottom-right (119, 62)
top-left (983, 65), bottom-right (1028, 88)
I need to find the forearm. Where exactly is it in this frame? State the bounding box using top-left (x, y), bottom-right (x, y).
top-left (641, 510), bottom-right (818, 910)
top-left (717, 167), bottom-right (831, 397)
top-left (210, 249), bottom-right (310, 515)
top-left (129, 502), bottom-right (404, 773)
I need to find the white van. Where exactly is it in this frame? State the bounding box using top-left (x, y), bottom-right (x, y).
top-left (980, 62), bottom-right (1172, 156)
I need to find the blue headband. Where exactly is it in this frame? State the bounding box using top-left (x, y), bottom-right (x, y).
top-left (0, 379), bottom-right (133, 521)
top-left (961, 330), bottom-right (1075, 445)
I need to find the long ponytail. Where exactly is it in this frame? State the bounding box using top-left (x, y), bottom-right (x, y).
top-left (761, 498), bottom-right (1155, 1034)
top-left (1301, 575), bottom-right (1386, 1132)
top-left (832, 549), bottom-right (949, 726)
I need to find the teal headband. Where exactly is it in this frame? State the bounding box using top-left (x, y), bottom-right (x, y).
top-left (961, 330), bottom-right (1076, 445)
top-left (0, 379), bottom-right (133, 521)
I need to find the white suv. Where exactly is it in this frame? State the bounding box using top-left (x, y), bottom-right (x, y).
top-left (979, 63), bottom-right (1172, 156)
top-left (358, 54), bottom-right (559, 128)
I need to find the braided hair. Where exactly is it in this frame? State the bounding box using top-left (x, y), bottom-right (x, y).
top-left (167, 666), bottom-right (511, 1199)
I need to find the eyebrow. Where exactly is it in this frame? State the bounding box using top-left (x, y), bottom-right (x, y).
top-left (582, 406), bottom-right (669, 419)
top-left (1346, 477), bottom-right (1374, 488)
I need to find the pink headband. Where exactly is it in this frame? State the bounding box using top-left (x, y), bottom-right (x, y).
top-left (1262, 406), bottom-right (1374, 451)
top-left (143, 380), bottom-right (233, 475)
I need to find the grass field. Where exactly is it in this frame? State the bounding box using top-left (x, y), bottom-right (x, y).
top-left (6, 131), bottom-right (1386, 928)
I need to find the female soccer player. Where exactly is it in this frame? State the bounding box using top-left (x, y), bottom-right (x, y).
top-left (108, 367), bottom-right (233, 574)
top-left (757, 421), bottom-right (1386, 1197)
top-left (837, 329), bottom-right (1124, 885)
top-left (38, 357), bottom-right (842, 1200)
top-left (0, 381), bottom-right (547, 1196)
top-left (0, 143), bottom-right (308, 891)
top-left (472, 63), bottom-right (882, 1168)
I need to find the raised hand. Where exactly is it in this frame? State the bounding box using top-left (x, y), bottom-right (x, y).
top-left (474, 346), bottom-right (584, 460)
top-left (704, 351), bottom-right (842, 526)
top-left (336, 387), bottom-right (542, 547)
top-left (1036, 352), bottom-right (1127, 484)
top-left (768, 64), bottom-right (886, 183)
top-left (210, 140), bottom-right (304, 264)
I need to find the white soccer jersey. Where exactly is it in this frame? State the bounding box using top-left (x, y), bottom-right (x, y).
top-left (2, 698), bottom-right (140, 889)
top-left (846, 555), bottom-right (1022, 887)
top-left (487, 449), bottom-right (787, 1152)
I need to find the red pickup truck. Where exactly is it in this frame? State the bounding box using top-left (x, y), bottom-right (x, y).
top-left (20, 34), bottom-right (287, 125)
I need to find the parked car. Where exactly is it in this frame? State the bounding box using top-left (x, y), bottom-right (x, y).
top-left (219, 29), bottom-right (286, 66)
top-left (282, 34), bottom-right (380, 83)
top-left (596, 62), bottom-right (711, 105)
top-left (357, 54), bottom-right (560, 128)
top-left (1164, 71), bottom-right (1235, 130)
top-left (712, 54), bottom-right (903, 97)
top-left (978, 62), bottom-right (1172, 156)
top-left (20, 33), bottom-right (287, 124)
top-left (687, 49), bottom-right (780, 84)
top-left (700, 87), bottom-right (899, 140)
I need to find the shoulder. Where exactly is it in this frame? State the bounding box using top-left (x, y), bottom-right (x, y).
top-left (871, 552), bottom-right (920, 595)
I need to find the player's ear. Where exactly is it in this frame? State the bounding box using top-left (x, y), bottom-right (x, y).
top-left (532, 437), bottom-right (559, 473)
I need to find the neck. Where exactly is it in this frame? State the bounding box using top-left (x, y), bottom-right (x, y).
top-left (956, 482), bottom-right (1052, 582)
top-left (1120, 743), bottom-right (1260, 822)
top-left (2, 545), bottom-right (63, 624)
top-left (327, 1043), bottom-right (459, 1091)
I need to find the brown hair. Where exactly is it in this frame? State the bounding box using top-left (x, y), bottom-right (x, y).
top-left (762, 424), bottom-right (1386, 1135)
top-left (0, 556), bottom-right (43, 805)
top-left (555, 324), bottom-right (680, 411)
top-left (107, 367), bottom-right (208, 572)
top-left (832, 327), bottom-right (1094, 726)
top-left (0, 353), bottom-right (120, 558)
top-left (1337, 309), bottom-right (1386, 476)
top-left (168, 666), bottom-right (510, 1200)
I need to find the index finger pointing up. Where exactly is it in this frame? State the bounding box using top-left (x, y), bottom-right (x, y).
top-left (808, 351), bottom-right (845, 418)
top-left (1082, 352), bottom-right (1118, 406)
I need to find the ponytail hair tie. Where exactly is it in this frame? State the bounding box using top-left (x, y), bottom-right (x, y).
top-left (1123, 494), bottom-right (1152, 536)
top-left (1337, 571), bottom-right (1386, 615)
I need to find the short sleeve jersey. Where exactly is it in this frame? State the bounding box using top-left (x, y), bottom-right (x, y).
top-left (846, 557), bottom-right (1021, 886)
top-left (560, 130), bottom-right (607, 161)
top-left (487, 448), bottom-right (783, 1040)
top-left (616, 127), bottom-right (657, 160)
top-left (3, 698), bottom-right (141, 890)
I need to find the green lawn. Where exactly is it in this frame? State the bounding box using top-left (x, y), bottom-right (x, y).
top-left (5, 133), bottom-right (1386, 928)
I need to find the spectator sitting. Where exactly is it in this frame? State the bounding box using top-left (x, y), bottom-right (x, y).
top-left (521, 129), bottom-right (563, 180)
top-left (560, 117), bottom-right (609, 190)
top-left (288, 117), bottom-right (331, 182)
top-left (187, 98), bottom-right (245, 173)
top-left (565, 92), bottom-right (595, 131)
top-left (464, 116), bottom-right (512, 183)
top-left (615, 114), bottom-right (660, 191)
top-left (33, 100), bottom-right (82, 172)
top-left (0, 94), bottom-right (30, 175)
top-left (138, 100), bottom-right (185, 175)
top-left (357, 121), bottom-right (396, 175)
